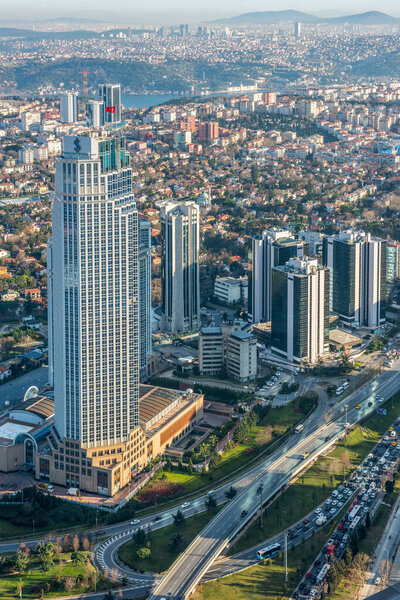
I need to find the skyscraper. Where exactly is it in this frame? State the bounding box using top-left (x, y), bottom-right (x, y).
top-left (60, 93), bottom-right (78, 124)
top-left (249, 229), bottom-right (307, 324)
top-left (323, 230), bottom-right (386, 328)
top-left (271, 257), bottom-right (329, 364)
top-left (50, 133), bottom-right (139, 447)
top-left (98, 84), bottom-right (121, 124)
top-left (160, 200), bottom-right (200, 333)
top-left (87, 100), bottom-right (105, 128)
top-left (138, 218), bottom-right (152, 379)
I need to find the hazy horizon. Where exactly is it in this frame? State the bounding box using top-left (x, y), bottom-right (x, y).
top-left (2, 2), bottom-right (400, 25)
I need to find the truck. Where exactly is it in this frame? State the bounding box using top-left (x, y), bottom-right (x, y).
top-left (295, 424), bottom-right (304, 434)
top-left (316, 515), bottom-right (327, 527)
top-left (67, 487), bottom-right (80, 497)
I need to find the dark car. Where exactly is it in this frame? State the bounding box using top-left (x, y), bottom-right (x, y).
top-left (240, 510), bottom-right (248, 518)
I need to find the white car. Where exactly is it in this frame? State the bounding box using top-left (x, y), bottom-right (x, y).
top-left (181, 502), bottom-right (191, 509)
top-left (315, 507), bottom-right (322, 514)
top-left (375, 576), bottom-right (381, 585)
top-left (130, 519), bottom-right (140, 525)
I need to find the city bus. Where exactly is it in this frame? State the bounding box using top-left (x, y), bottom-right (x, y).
top-left (316, 564), bottom-right (330, 584)
top-left (348, 505), bottom-right (361, 521)
top-left (256, 543), bottom-right (281, 561)
top-left (295, 424), bottom-right (304, 433)
top-left (348, 515), bottom-right (362, 532)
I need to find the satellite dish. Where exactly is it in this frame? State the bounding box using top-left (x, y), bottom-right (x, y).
top-left (23, 386), bottom-right (39, 403)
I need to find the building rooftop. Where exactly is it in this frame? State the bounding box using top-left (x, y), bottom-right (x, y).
top-left (231, 330), bottom-right (254, 341)
top-left (12, 395), bottom-right (54, 420)
top-left (201, 327), bottom-right (222, 335)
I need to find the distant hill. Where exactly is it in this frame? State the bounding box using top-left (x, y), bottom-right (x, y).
top-left (43, 17), bottom-right (105, 24)
top-left (0, 27), bottom-right (100, 40)
top-left (213, 10), bottom-right (319, 25)
top-left (211, 9), bottom-right (399, 25)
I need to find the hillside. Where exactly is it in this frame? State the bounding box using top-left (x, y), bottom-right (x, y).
top-left (212, 9), bottom-right (399, 25)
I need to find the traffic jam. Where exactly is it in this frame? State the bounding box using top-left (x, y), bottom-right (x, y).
top-left (290, 417), bottom-right (400, 600)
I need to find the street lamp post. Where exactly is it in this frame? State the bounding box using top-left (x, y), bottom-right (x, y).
top-left (260, 483), bottom-right (264, 529)
top-left (345, 404), bottom-right (348, 447)
top-left (284, 530), bottom-right (288, 582)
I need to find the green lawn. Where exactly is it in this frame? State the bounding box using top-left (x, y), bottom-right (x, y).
top-left (119, 507), bottom-right (221, 573)
top-left (0, 553), bottom-right (112, 600)
top-left (192, 527), bottom-right (331, 600)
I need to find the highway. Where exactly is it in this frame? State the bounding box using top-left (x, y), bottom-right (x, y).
top-left (149, 360), bottom-right (400, 600)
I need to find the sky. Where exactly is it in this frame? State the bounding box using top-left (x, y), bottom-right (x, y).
top-left (1, 0), bottom-right (400, 23)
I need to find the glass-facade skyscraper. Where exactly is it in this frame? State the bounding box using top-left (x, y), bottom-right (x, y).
top-left (49, 133), bottom-right (139, 448)
top-left (138, 217), bottom-right (152, 379)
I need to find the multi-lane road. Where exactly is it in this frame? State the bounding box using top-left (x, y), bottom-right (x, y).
top-left (150, 360), bottom-right (400, 600)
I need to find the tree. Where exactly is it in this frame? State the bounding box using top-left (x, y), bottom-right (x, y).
top-left (103, 591), bottom-right (115, 600)
top-left (170, 533), bottom-right (186, 552)
top-left (136, 547), bottom-right (151, 560)
top-left (82, 536), bottom-right (90, 551)
top-left (366, 512), bottom-right (371, 529)
top-left (133, 528), bottom-right (146, 546)
top-left (343, 547), bottom-right (353, 567)
top-left (205, 495), bottom-right (217, 510)
top-left (225, 486), bottom-right (237, 500)
top-left (340, 450), bottom-right (351, 479)
top-left (173, 509), bottom-right (185, 528)
top-left (63, 577), bottom-right (75, 594)
top-left (385, 479), bottom-right (394, 494)
top-left (72, 534), bottom-right (80, 552)
top-left (209, 450), bottom-right (222, 470)
top-left (13, 549), bottom-right (29, 574)
top-left (71, 551), bottom-right (88, 567)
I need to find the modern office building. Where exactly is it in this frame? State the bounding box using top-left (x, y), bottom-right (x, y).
top-left (214, 276), bottom-right (248, 304)
top-left (295, 22), bottom-right (302, 37)
top-left (249, 229), bottom-right (307, 324)
top-left (199, 323), bottom-right (257, 381)
top-left (98, 84), bottom-right (121, 124)
top-left (160, 200), bottom-right (200, 333)
top-left (271, 257), bottom-right (330, 364)
top-left (199, 327), bottom-right (224, 376)
top-left (138, 218), bottom-right (152, 379)
top-left (387, 242), bottom-right (400, 287)
top-left (60, 93), bottom-right (78, 124)
top-left (225, 330), bottom-right (257, 382)
top-left (87, 100), bottom-right (105, 128)
top-left (323, 230), bottom-right (386, 328)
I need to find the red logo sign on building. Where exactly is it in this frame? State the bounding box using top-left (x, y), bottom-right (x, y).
top-left (105, 106), bottom-right (116, 113)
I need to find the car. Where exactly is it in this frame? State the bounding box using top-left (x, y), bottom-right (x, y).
top-left (305, 571), bottom-right (312, 579)
top-left (356, 404), bottom-right (361, 410)
top-left (331, 500), bottom-right (338, 506)
top-left (130, 519), bottom-right (140, 525)
top-left (326, 498), bottom-right (332, 505)
top-left (256, 485), bottom-right (263, 494)
top-left (375, 576), bottom-right (381, 585)
top-left (368, 401), bottom-right (373, 407)
top-left (309, 588), bottom-right (316, 597)
top-left (330, 508), bottom-right (336, 514)
top-left (240, 510), bottom-right (248, 517)
top-left (46, 484), bottom-right (54, 493)
top-left (303, 518), bottom-right (310, 524)
top-left (315, 507), bottom-right (322, 514)
top-left (154, 515), bottom-right (161, 521)
top-left (181, 502), bottom-right (191, 509)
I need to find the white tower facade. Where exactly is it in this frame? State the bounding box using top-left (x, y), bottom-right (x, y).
top-left (49, 133), bottom-right (139, 447)
top-left (60, 93), bottom-right (78, 124)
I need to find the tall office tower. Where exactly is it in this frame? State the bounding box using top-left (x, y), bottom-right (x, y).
top-left (50, 133), bottom-right (139, 447)
top-left (87, 100), bottom-right (104, 128)
top-left (98, 84), bottom-right (121, 124)
top-left (295, 22), bottom-right (302, 37)
top-left (386, 242), bottom-right (400, 287)
top-left (160, 200), bottom-right (200, 333)
top-left (47, 238), bottom-right (54, 388)
top-left (138, 218), bottom-right (152, 379)
top-left (60, 93), bottom-right (78, 124)
top-left (323, 230), bottom-right (386, 328)
top-left (271, 257), bottom-right (329, 364)
top-left (249, 229), bottom-right (307, 324)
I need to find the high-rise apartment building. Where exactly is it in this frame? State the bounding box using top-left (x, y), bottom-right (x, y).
top-left (87, 100), bottom-right (105, 128)
top-left (249, 229), bottom-right (307, 324)
top-left (138, 218), bottom-right (152, 379)
top-left (198, 122), bottom-right (219, 143)
top-left (60, 93), bottom-right (78, 124)
top-left (323, 230), bottom-right (386, 328)
top-left (98, 84), bottom-right (121, 124)
top-left (49, 133), bottom-right (139, 447)
top-left (160, 200), bottom-right (200, 333)
top-left (271, 257), bottom-right (329, 364)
